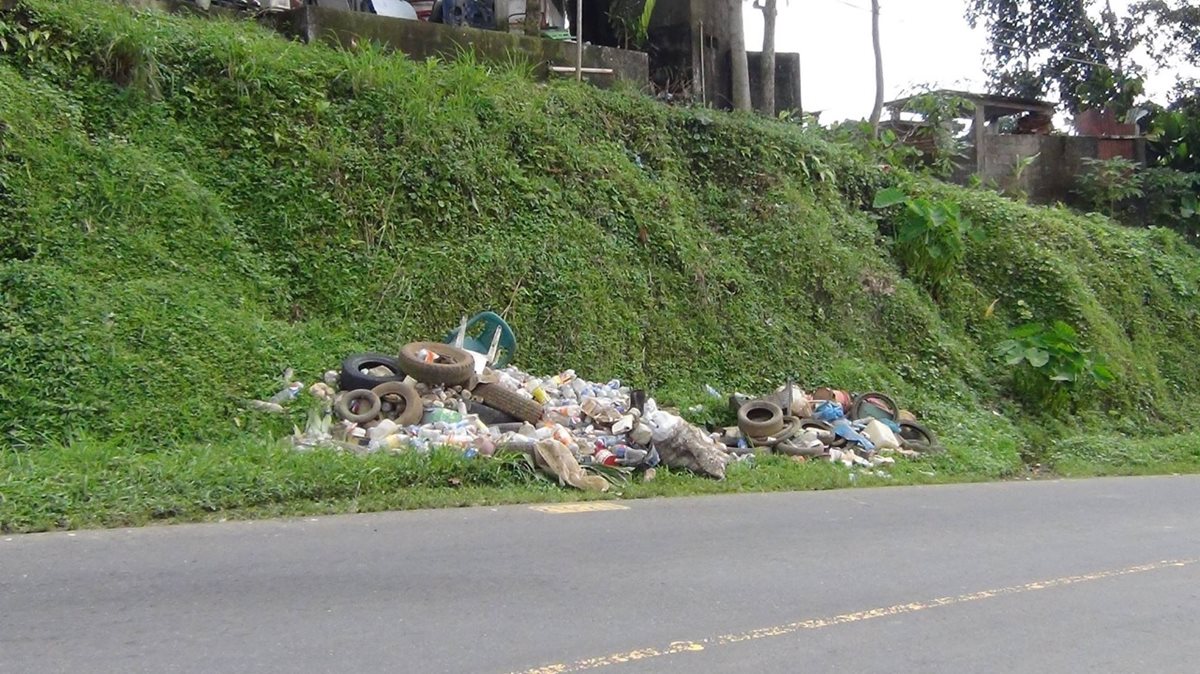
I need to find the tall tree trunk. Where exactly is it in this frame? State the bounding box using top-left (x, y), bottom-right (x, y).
top-left (868, 0), bottom-right (884, 135)
top-left (525, 0), bottom-right (542, 36)
top-left (758, 0), bottom-right (777, 115)
top-left (729, 0), bottom-right (752, 111)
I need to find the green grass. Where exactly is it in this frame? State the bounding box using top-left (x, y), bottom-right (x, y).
top-left (0, 437), bottom-right (1013, 533)
top-left (1, 0), bottom-right (1199, 533)
top-left (5, 435), bottom-right (1196, 533)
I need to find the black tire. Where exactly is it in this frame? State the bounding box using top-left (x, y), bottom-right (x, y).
top-left (474, 383), bottom-right (544, 423)
top-left (738, 400), bottom-right (784, 438)
top-left (850, 392), bottom-right (899, 421)
top-left (797, 417), bottom-right (832, 432)
top-left (372, 381), bottom-right (423, 425)
top-left (750, 416), bottom-right (801, 448)
top-left (334, 389), bottom-right (381, 423)
top-left (903, 439), bottom-right (945, 454)
top-left (898, 421), bottom-right (937, 446)
top-left (398, 341), bottom-right (475, 386)
top-left (339, 353), bottom-right (406, 392)
top-left (799, 418), bottom-right (846, 448)
top-left (468, 401), bottom-right (519, 426)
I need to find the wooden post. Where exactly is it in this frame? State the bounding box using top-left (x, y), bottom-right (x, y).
top-left (575, 0), bottom-right (583, 81)
top-left (974, 104), bottom-right (986, 175)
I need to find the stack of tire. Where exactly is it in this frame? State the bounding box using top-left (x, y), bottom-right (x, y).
top-left (847, 391), bottom-right (940, 454)
top-left (735, 391), bottom-right (940, 455)
top-left (334, 342), bottom-right (546, 427)
top-left (736, 400), bottom-right (803, 452)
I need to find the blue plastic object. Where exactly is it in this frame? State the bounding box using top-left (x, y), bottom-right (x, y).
top-left (813, 400), bottom-right (845, 422)
top-left (832, 419), bottom-right (876, 453)
top-left (444, 311), bottom-right (516, 367)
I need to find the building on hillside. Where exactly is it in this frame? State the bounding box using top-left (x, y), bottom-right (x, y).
top-left (883, 89), bottom-right (1147, 203)
top-left (186, 0), bottom-right (806, 114)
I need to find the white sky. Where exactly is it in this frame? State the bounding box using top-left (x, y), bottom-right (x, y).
top-left (742, 0), bottom-right (1200, 122)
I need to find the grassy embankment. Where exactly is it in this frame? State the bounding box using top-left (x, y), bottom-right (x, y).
top-left (1, 0), bottom-right (1198, 532)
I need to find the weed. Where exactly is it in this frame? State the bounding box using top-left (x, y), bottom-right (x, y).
top-left (873, 186), bottom-right (982, 297)
top-left (993, 321), bottom-right (1114, 414)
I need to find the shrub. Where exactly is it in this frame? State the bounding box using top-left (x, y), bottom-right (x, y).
top-left (993, 321), bottom-right (1114, 414)
top-left (873, 186), bottom-right (981, 297)
top-left (1074, 157), bottom-right (1144, 217)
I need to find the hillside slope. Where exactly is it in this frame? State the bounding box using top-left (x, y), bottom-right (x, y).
top-left (2, 0), bottom-right (1199, 478)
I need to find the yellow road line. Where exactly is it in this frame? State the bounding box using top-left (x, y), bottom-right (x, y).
top-left (529, 503), bottom-right (630, 514)
top-left (512, 558), bottom-right (1198, 674)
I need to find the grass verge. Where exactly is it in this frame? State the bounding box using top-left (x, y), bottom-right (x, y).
top-left (4, 436), bottom-right (1198, 534)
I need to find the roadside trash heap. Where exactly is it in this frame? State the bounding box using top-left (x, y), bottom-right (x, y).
top-left (254, 317), bottom-right (942, 491)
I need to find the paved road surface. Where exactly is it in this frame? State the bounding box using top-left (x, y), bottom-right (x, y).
top-left (3, 476), bottom-right (1198, 673)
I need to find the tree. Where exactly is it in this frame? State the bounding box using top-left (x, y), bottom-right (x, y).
top-left (965, 0), bottom-right (1147, 114)
top-left (730, 0), bottom-right (752, 111)
top-left (868, 0), bottom-right (883, 134)
top-left (1147, 81), bottom-right (1200, 172)
top-left (754, 0), bottom-right (778, 115)
top-left (1131, 1), bottom-right (1200, 67)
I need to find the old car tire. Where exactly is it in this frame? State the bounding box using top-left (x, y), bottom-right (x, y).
top-left (903, 439), bottom-right (945, 454)
top-left (372, 381), bottom-right (423, 426)
top-left (473, 383), bottom-right (544, 423)
top-left (737, 400), bottom-right (785, 438)
top-left (468, 401), bottom-right (519, 426)
top-left (798, 417), bottom-right (832, 431)
top-left (898, 421), bottom-right (937, 446)
top-left (750, 416), bottom-right (802, 449)
top-left (799, 418), bottom-right (845, 447)
top-left (398, 341), bottom-right (475, 386)
top-left (339, 353), bottom-right (405, 392)
top-left (334, 389), bottom-right (381, 423)
top-left (850, 391), bottom-right (899, 421)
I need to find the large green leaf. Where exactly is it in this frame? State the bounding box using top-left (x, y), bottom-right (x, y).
top-left (1092, 363), bottom-right (1115, 383)
top-left (1050, 320), bottom-right (1077, 340)
top-left (1025, 348), bottom-right (1051, 368)
top-left (872, 187), bottom-right (907, 209)
top-left (992, 339), bottom-right (1019, 357)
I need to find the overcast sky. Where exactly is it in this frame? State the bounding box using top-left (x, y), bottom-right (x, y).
top-left (741, 0), bottom-right (1200, 122)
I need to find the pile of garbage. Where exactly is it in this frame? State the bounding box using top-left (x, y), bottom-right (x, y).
top-left (257, 316), bottom-right (941, 491)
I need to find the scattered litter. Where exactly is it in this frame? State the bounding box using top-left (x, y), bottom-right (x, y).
top-left (253, 313), bottom-right (944, 490)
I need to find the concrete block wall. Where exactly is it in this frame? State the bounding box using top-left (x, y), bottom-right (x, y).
top-left (975, 134), bottom-right (1146, 204)
top-left (273, 6), bottom-right (649, 90)
top-left (748, 52), bottom-right (801, 115)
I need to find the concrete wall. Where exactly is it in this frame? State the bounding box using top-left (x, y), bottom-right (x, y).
top-left (112, 1), bottom-right (648, 88)
top-left (974, 134), bottom-right (1146, 204)
top-left (272, 6), bottom-right (648, 89)
top-left (689, 0), bottom-right (736, 108)
top-left (748, 52), bottom-right (801, 115)
top-left (656, 1), bottom-right (799, 113)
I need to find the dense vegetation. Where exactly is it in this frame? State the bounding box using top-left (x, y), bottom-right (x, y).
top-left (2, 0), bottom-right (1199, 531)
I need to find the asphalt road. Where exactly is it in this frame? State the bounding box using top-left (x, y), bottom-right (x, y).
top-left (3, 476), bottom-right (1198, 674)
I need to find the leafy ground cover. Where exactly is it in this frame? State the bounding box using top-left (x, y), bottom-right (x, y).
top-left (1, 0), bottom-right (1198, 533)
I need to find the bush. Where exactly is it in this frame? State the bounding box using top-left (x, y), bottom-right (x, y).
top-left (1074, 157), bottom-right (1144, 217)
top-left (872, 186), bottom-right (981, 297)
top-left (1137, 167), bottom-right (1200, 243)
top-left (993, 322), bottom-right (1114, 415)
